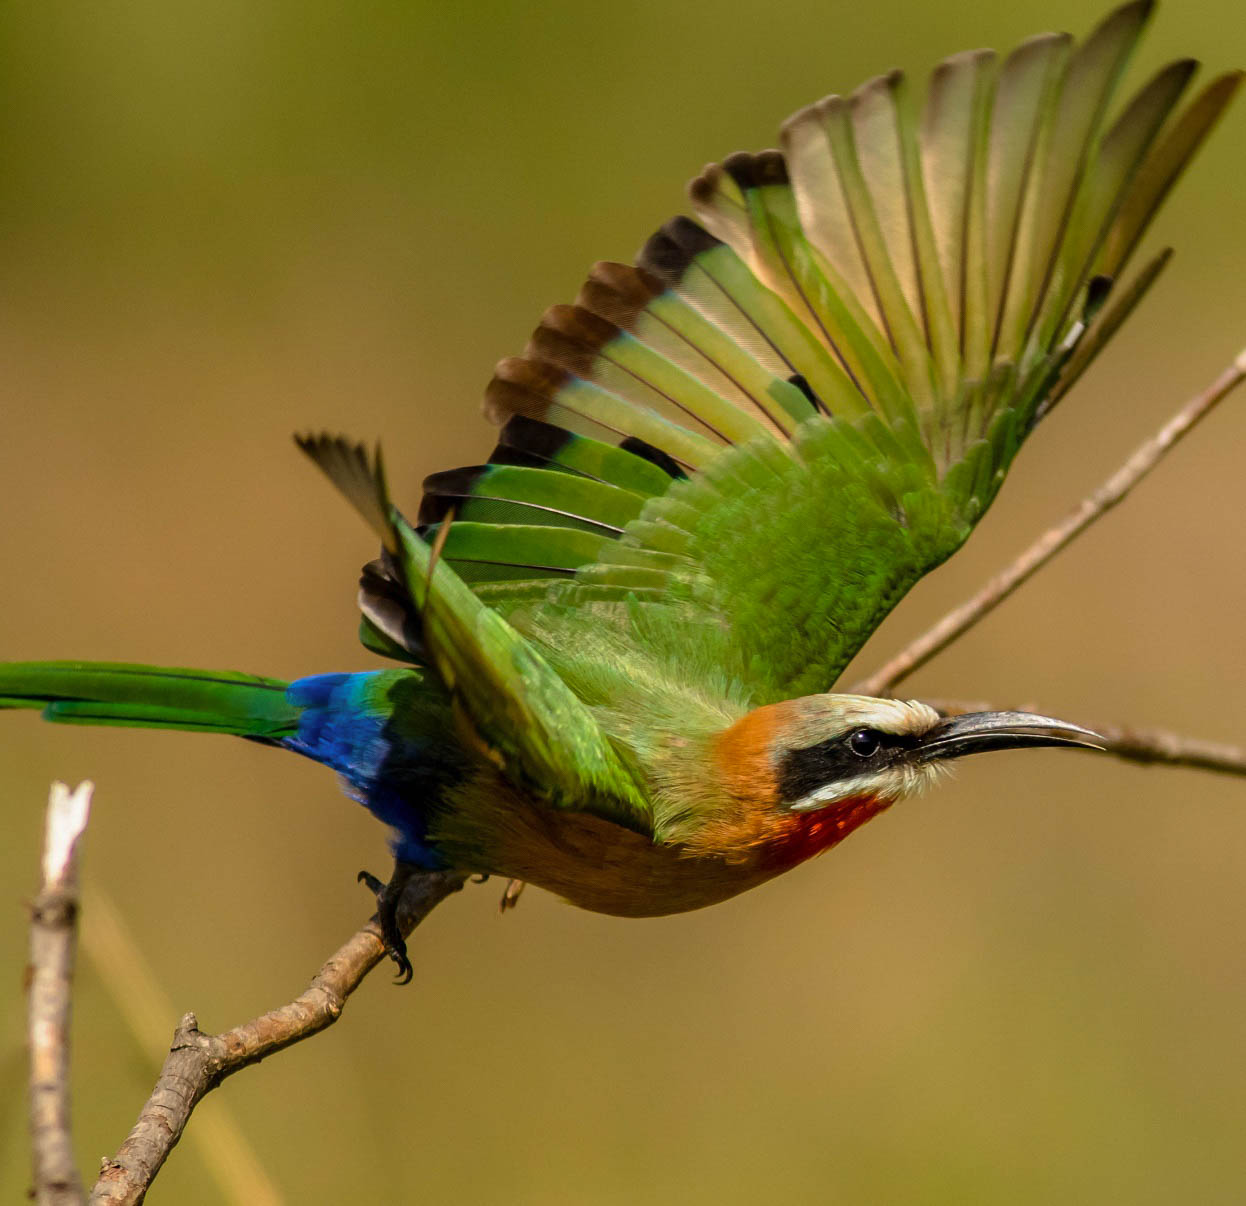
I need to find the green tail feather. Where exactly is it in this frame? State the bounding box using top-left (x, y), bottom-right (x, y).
top-left (0, 662), bottom-right (299, 738)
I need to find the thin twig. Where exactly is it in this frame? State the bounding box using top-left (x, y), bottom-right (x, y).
top-left (854, 349), bottom-right (1246, 697)
top-left (88, 870), bottom-right (467, 1206)
top-left (28, 780), bottom-right (93, 1206)
top-left (922, 699), bottom-right (1246, 777)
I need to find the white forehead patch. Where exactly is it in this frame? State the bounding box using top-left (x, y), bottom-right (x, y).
top-left (828, 696), bottom-right (942, 737)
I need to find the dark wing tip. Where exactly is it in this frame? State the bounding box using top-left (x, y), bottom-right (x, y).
top-left (1084, 274), bottom-right (1114, 323)
top-left (541, 303), bottom-right (618, 348)
top-left (294, 431), bottom-right (395, 551)
top-left (753, 149), bottom-right (788, 187)
top-left (637, 216), bottom-right (722, 284)
top-left (715, 150), bottom-right (789, 192)
top-left (484, 356), bottom-right (570, 426)
top-left (588, 259), bottom-right (664, 298)
top-left (527, 304), bottom-right (619, 378)
top-left (618, 436), bottom-right (688, 481)
top-left (688, 163), bottom-right (721, 206)
top-left (721, 151), bottom-right (756, 190)
top-left (577, 261), bottom-right (665, 329)
top-left (496, 414), bottom-right (577, 462)
top-left (418, 466), bottom-right (488, 526)
top-left (637, 229), bottom-right (687, 285)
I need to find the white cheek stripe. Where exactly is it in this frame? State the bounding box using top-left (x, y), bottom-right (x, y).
top-left (788, 773), bottom-right (879, 811)
top-left (787, 763), bottom-right (942, 813)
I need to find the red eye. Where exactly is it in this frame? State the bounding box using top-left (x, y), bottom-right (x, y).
top-left (849, 728), bottom-right (881, 757)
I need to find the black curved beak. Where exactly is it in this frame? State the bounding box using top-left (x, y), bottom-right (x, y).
top-left (913, 711), bottom-right (1105, 763)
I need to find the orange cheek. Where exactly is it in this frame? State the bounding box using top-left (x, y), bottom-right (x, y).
top-left (713, 700), bottom-right (802, 803)
top-left (707, 705), bottom-right (888, 871)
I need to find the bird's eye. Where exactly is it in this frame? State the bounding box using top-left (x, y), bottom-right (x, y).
top-left (848, 728), bottom-right (882, 757)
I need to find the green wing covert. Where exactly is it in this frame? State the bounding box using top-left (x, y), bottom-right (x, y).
top-left (402, 2), bottom-right (1238, 707)
top-left (297, 436), bottom-right (653, 832)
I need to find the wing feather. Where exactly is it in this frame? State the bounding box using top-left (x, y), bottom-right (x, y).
top-left (297, 436), bottom-right (651, 829)
top-left (373, 4), bottom-right (1234, 713)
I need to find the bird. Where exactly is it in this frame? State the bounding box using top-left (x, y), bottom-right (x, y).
top-left (1, 2), bottom-right (1238, 981)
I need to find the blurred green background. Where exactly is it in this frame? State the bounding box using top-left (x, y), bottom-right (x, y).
top-left (2, 1), bottom-right (1245, 1201)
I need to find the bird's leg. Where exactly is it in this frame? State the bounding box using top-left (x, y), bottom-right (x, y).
top-left (499, 878), bottom-right (526, 912)
top-left (357, 860), bottom-right (421, 984)
top-left (357, 863), bottom-right (471, 986)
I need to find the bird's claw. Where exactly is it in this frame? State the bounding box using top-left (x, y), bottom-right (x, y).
top-left (358, 866), bottom-right (415, 985)
top-left (499, 878), bottom-right (526, 912)
top-left (357, 868), bottom-right (385, 895)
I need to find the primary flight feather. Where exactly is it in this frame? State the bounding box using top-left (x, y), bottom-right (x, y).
top-left (2, 2), bottom-right (1238, 978)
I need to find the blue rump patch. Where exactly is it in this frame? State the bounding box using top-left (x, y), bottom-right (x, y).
top-left (281, 671), bottom-right (446, 867)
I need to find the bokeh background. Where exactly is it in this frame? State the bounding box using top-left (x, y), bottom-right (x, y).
top-left (2, 1), bottom-right (1245, 1201)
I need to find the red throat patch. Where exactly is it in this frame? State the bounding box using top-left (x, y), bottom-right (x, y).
top-left (707, 707), bottom-right (891, 870)
top-left (760, 795), bottom-right (892, 871)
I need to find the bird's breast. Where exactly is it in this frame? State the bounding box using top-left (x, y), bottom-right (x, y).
top-left (429, 769), bottom-right (891, 917)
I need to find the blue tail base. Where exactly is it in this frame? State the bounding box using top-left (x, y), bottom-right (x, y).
top-left (282, 671), bottom-right (461, 869)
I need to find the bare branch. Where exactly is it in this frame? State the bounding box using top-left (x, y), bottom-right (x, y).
top-left (922, 699), bottom-right (1246, 778)
top-left (29, 780), bottom-right (93, 1206)
top-left (88, 870), bottom-right (467, 1206)
top-left (854, 350), bottom-right (1246, 697)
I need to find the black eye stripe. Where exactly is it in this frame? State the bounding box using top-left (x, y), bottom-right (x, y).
top-left (776, 730), bottom-right (918, 803)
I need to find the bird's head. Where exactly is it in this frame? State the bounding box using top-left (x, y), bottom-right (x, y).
top-left (698, 694), bottom-right (1102, 867)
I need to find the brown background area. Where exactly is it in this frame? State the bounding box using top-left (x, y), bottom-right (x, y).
top-left (2, 1), bottom-right (1245, 1201)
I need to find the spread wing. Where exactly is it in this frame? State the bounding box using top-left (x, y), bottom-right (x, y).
top-left (406, 2), bottom-right (1238, 707)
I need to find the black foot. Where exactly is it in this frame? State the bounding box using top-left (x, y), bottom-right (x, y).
top-left (358, 863), bottom-right (417, 985)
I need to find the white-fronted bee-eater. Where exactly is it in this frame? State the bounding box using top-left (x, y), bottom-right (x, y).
top-left (1, 1), bottom-right (1237, 979)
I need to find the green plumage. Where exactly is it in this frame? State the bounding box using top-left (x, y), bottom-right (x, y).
top-left (389, 0), bottom-right (1240, 714)
top-left (0, 663), bottom-right (298, 737)
top-left (3, 5), bottom-right (1238, 927)
top-left (296, 435), bottom-right (652, 833)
